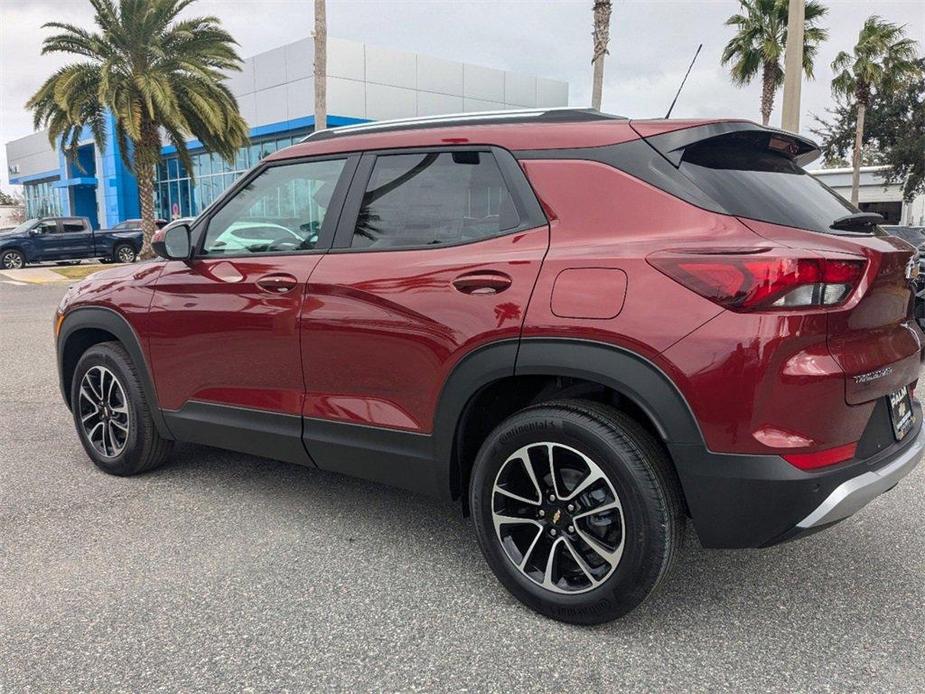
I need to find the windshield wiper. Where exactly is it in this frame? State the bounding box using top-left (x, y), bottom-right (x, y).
top-left (830, 212), bottom-right (884, 231)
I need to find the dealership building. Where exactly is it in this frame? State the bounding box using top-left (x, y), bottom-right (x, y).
top-left (808, 165), bottom-right (925, 227)
top-left (5, 37), bottom-right (569, 227)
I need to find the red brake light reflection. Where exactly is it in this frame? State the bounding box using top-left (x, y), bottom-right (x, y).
top-left (783, 442), bottom-right (857, 470)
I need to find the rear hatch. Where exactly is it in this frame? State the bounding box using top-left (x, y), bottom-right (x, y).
top-left (743, 218), bottom-right (920, 404)
top-left (633, 121), bottom-right (922, 405)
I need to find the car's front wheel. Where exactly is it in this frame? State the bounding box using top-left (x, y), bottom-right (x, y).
top-left (470, 399), bottom-right (683, 624)
top-left (1, 249), bottom-right (25, 270)
top-left (71, 342), bottom-right (172, 475)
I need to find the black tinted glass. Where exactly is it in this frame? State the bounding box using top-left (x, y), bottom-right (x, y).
top-left (352, 151), bottom-right (518, 249)
top-left (679, 134), bottom-right (857, 234)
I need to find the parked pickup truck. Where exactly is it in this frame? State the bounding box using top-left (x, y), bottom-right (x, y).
top-left (0, 216), bottom-right (165, 270)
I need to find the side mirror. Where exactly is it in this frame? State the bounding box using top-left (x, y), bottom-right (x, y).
top-left (152, 223), bottom-right (192, 260)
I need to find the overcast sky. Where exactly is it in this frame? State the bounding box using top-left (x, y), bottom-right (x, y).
top-left (1, 0), bottom-right (922, 193)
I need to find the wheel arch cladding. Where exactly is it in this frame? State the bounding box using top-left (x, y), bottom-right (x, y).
top-left (514, 339), bottom-right (702, 442)
top-left (437, 337), bottom-right (704, 505)
top-left (57, 307), bottom-right (172, 439)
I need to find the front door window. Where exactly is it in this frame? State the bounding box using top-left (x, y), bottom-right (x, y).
top-left (201, 159), bottom-right (346, 256)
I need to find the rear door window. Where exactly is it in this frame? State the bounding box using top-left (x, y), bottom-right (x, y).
top-left (678, 132), bottom-right (858, 234)
top-left (350, 150), bottom-right (519, 249)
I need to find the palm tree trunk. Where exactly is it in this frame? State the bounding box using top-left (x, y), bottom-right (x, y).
top-left (760, 62), bottom-right (775, 126)
top-left (314, 0), bottom-right (327, 132)
top-left (591, 0), bottom-right (612, 111)
top-left (137, 166), bottom-right (157, 259)
top-left (137, 119), bottom-right (161, 260)
top-left (850, 101), bottom-right (866, 206)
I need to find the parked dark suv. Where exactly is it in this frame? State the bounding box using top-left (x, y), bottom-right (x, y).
top-left (55, 109), bottom-right (923, 624)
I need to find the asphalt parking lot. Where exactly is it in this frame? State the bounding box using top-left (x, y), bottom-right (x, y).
top-left (1, 279), bottom-right (924, 692)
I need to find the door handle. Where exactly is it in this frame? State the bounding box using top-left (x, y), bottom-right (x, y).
top-left (452, 271), bottom-right (513, 295)
top-left (256, 273), bottom-right (299, 294)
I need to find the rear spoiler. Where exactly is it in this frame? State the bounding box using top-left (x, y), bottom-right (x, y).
top-left (629, 121), bottom-right (821, 168)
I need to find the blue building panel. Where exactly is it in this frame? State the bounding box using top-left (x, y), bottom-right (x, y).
top-left (94, 112), bottom-right (140, 228)
top-left (8, 169), bottom-right (60, 186)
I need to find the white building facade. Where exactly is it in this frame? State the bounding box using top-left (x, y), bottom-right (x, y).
top-left (5, 36), bottom-right (569, 227)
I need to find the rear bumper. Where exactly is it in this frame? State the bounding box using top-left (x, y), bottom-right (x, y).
top-left (669, 402), bottom-right (924, 548)
top-left (796, 424), bottom-right (924, 529)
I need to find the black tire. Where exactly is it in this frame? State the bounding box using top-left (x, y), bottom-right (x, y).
top-left (70, 341), bottom-right (172, 476)
top-left (113, 244), bottom-right (136, 264)
top-left (470, 399), bottom-right (684, 625)
top-left (1, 249), bottom-right (25, 270)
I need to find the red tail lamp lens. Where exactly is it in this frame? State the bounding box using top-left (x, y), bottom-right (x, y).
top-left (649, 254), bottom-right (865, 311)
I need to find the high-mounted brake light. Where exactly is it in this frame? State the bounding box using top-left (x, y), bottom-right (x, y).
top-left (647, 253), bottom-right (866, 311)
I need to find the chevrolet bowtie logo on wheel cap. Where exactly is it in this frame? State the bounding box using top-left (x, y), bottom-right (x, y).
top-left (552, 509), bottom-right (562, 524)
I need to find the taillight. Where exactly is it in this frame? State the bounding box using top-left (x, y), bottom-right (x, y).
top-left (783, 442), bottom-right (857, 470)
top-left (648, 253), bottom-right (866, 311)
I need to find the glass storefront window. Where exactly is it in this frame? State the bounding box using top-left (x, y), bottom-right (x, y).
top-left (235, 146), bottom-right (248, 171)
top-left (154, 130), bottom-right (311, 219)
top-left (23, 179), bottom-right (63, 218)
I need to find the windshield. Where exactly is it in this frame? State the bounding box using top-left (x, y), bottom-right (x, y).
top-left (678, 134), bottom-right (858, 235)
top-left (1, 219), bottom-right (38, 235)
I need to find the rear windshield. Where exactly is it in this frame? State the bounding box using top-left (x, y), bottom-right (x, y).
top-left (678, 133), bottom-right (857, 234)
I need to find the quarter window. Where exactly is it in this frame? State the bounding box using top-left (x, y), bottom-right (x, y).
top-left (201, 159), bottom-right (346, 256)
top-left (351, 151), bottom-right (518, 249)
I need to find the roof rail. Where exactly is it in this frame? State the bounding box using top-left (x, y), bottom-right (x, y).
top-left (301, 107), bottom-right (626, 142)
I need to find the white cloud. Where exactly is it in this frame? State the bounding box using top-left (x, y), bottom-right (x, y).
top-left (1, 0), bottom-right (922, 192)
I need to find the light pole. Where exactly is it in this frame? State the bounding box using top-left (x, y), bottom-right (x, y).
top-left (780, 0), bottom-right (805, 132)
top-left (313, 0), bottom-right (327, 132)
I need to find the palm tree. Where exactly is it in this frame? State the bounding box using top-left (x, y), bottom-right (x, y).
top-left (591, 0), bottom-right (613, 111)
top-left (314, 0), bottom-right (327, 131)
top-left (831, 16), bottom-right (921, 205)
top-left (721, 0), bottom-right (828, 126)
top-left (27, 0), bottom-right (248, 258)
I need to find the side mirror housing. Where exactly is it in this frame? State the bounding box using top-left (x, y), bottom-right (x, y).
top-left (152, 223), bottom-right (192, 260)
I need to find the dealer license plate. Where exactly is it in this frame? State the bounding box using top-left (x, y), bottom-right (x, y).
top-left (888, 387), bottom-right (915, 441)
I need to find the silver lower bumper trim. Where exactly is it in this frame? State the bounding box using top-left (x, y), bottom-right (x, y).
top-left (797, 425), bottom-right (925, 529)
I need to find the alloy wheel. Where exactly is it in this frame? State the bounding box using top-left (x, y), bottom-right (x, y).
top-left (2, 252), bottom-right (23, 270)
top-left (78, 366), bottom-right (130, 458)
top-left (491, 442), bottom-right (624, 594)
top-left (117, 247), bottom-right (135, 263)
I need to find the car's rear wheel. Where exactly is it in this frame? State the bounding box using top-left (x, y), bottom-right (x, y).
top-left (114, 244), bottom-right (136, 264)
top-left (1, 249), bottom-right (25, 270)
top-left (470, 399), bottom-right (683, 624)
top-left (71, 342), bottom-right (172, 476)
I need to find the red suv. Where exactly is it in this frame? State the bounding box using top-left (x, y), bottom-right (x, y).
top-left (55, 109), bottom-right (923, 624)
